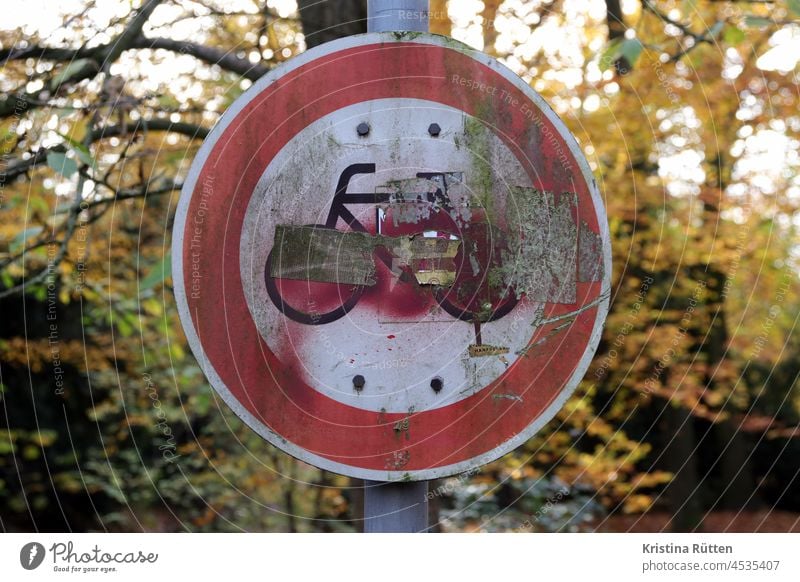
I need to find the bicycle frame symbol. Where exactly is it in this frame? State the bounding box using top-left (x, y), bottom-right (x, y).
top-left (265, 163), bottom-right (518, 326)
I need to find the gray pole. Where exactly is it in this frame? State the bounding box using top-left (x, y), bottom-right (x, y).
top-left (368, 0), bottom-right (429, 33)
top-left (362, 0), bottom-right (431, 533)
top-left (363, 481), bottom-right (429, 533)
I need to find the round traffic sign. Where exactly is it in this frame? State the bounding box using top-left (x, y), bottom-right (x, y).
top-left (173, 32), bottom-right (611, 481)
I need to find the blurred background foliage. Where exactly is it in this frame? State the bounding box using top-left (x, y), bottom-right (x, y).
top-left (1, 0), bottom-right (799, 532)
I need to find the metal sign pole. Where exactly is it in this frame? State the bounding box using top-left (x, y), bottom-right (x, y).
top-left (363, 0), bottom-right (431, 533)
top-left (368, 0), bottom-right (429, 34)
top-left (363, 481), bottom-right (429, 533)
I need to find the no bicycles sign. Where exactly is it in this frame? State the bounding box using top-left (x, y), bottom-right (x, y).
top-left (173, 32), bottom-right (611, 480)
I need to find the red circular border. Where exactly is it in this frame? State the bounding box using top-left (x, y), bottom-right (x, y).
top-left (180, 41), bottom-right (602, 472)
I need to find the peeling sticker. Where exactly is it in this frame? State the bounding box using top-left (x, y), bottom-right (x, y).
top-left (377, 172), bottom-right (471, 229)
top-left (385, 450), bottom-right (410, 470)
top-left (270, 225), bottom-right (461, 287)
top-left (579, 220), bottom-right (604, 282)
top-left (397, 235), bottom-right (460, 286)
top-left (393, 417), bottom-right (411, 440)
top-left (493, 393), bottom-right (523, 403)
top-left (469, 344), bottom-right (510, 357)
top-left (270, 225), bottom-right (377, 286)
top-left (499, 188), bottom-right (578, 303)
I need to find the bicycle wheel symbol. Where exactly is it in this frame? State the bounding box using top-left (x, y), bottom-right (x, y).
top-left (265, 223), bottom-right (367, 326)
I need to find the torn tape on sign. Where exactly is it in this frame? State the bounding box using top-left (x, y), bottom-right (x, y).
top-left (498, 188), bottom-right (604, 304)
top-left (270, 225), bottom-right (461, 287)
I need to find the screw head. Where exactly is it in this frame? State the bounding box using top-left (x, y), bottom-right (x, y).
top-left (430, 377), bottom-right (443, 393)
top-left (428, 123), bottom-right (441, 137)
top-left (353, 375), bottom-right (366, 390)
top-left (356, 122), bottom-right (370, 136)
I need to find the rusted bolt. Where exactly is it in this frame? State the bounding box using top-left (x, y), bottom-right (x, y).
top-left (430, 377), bottom-right (443, 393)
top-left (428, 123), bottom-right (441, 137)
top-left (353, 375), bottom-right (366, 391)
top-left (356, 122), bottom-right (370, 136)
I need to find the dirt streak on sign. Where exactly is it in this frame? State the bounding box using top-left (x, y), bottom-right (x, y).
top-left (173, 32), bottom-right (611, 481)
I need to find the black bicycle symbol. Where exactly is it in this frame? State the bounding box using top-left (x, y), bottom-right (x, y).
top-left (265, 163), bottom-right (518, 326)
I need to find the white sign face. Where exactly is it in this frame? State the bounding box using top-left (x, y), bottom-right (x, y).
top-left (174, 33), bottom-right (611, 480)
top-left (241, 98), bottom-right (541, 414)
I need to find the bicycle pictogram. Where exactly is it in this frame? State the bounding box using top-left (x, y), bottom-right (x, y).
top-left (265, 163), bottom-right (519, 326)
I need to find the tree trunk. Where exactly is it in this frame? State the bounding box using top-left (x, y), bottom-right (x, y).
top-left (716, 418), bottom-right (759, 510)
top-left (661, 400), bottom-right (704, 532)
top-left (481, 0), bottom-right (501, 55)
top-left (430, 0), bottom-right (451, 36)
top-left (297, 0), bottom-right (368, 49)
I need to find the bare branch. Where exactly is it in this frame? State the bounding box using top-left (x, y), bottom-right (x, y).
top-left (1, 146), bottom-right (65, 188)
top-left (130, 36), bottom-right (269, 80)
top-left (642, 0), bottom-right (703, 41)
top-left (641, 0), bottom-right (731, 64)
top-left (0, 45), bottom-right (97, 61)
top-left (93, 117), bottom-right (210, 141)
top-left (0, 172), bottom-right (88, 300)
top-left (0, 118), bottom-right (208, 188)
top-left (85, 180), bottom-right (182, 211)
top-left (102, 0), bottom-right (165, 69)
top-left (0, 1), bottom-right (165, 120)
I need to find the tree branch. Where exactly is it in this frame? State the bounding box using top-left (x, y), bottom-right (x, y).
top-left (0, 118), bottom-right (208, 188)
top-left (641, 0), bottom-right (729, 64)
top-left (130, 36), bottom-right (269, 80)
top-left (94, 117), bottom-right (210, 141)
top-left (0, 45), bottom-right (97, 61)
top-left (0, 172), bottom-right (88, 301)
top-left (642, 0), bottom-right (702, 41)
top-left (102, 0), bottom-right (165, 68)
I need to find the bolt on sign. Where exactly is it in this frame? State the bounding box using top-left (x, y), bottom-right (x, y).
top-left (173, 32), bottom-right (611, 481)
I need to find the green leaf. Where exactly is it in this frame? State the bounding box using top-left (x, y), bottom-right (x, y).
top-left (31, 285), bottom-right (46, 302)
top-left (30, 430), bottom-right (57, 447)
top-left (0, 436), bottom-right (15, 455)
top-left (46, 151), bottom-right (78, 178)
top-left (49, 58), bottom-right (98, 91)
top-left (707, 21), bottom-right (725, 39)
top-left (11, 226), bottom-right (43, 252)
top-left (114, 314), bottom-right (135, 337)
top-left (29, 195), bottom-right (50, 215)
top-left (0, 127), bottom-right (16, 154)
top-left (1, 271), bottom-right (14, 289)
top-left (788, 0), bottom-right (800, 17)
top-left (169, 342), bottom-right (185, 361)
top-left (599, 38), bottom-right (644, 71)
top-left (599, 39), bottom-right (623, 71)
top-left (56, 131), bottom-right (96, 169)
top-left (193, 393), bottom-right (211, 416)
top-left (743, 16), bottom-right (773, 28)
top-left (140, 251), bottom-right (172, 291)
top-left (724, 26), bottom-right (746, 46)
top-left (619, 38), bottom-right (644, 67)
